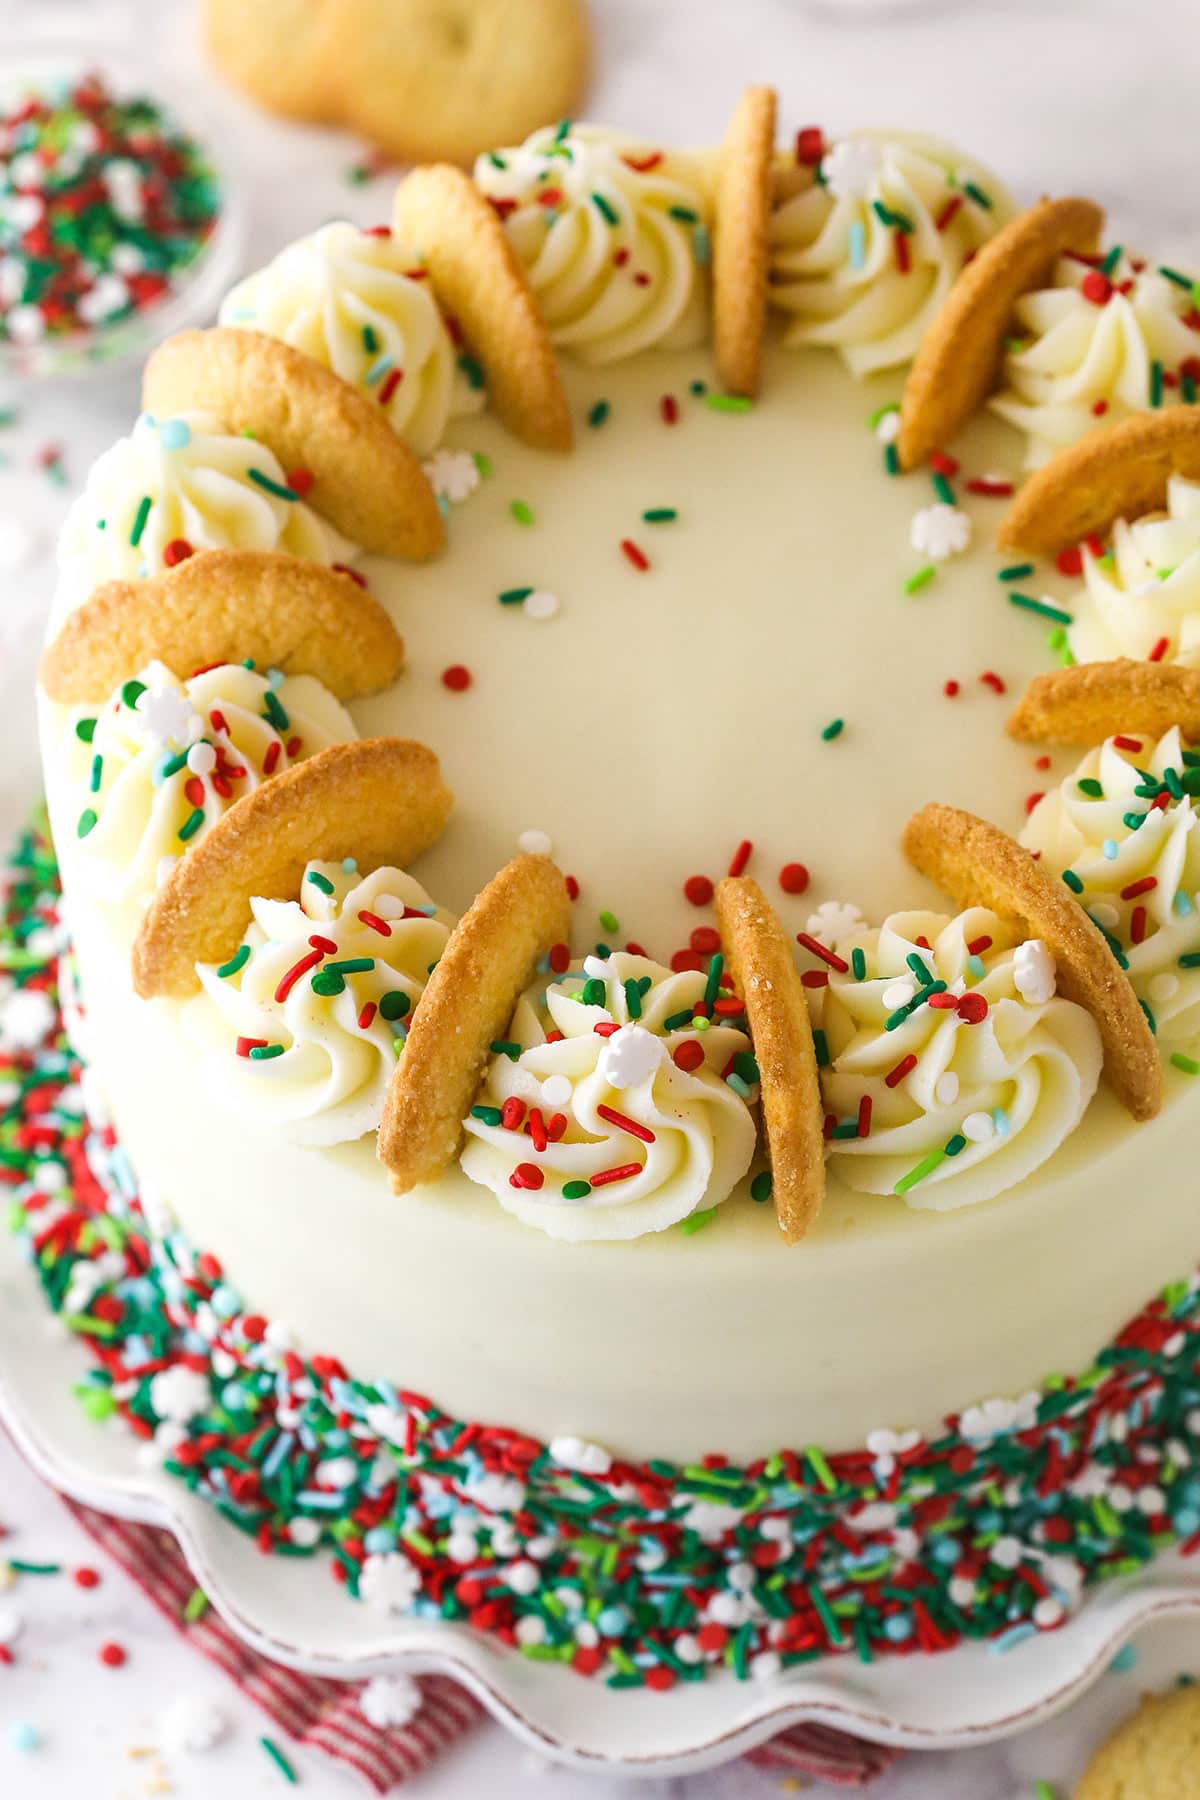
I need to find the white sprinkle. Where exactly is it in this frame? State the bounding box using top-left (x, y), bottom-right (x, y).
top-left (187, 741), bottom-right (217, 776)
top-left (1013, 938), bottom-right (1056, 1004)
top-left (518, 828), bottom-right (553, 857)
top-left (934, 1072), bottom-right (959, 1106)
top-left (524, 588), bottom-right (560, 621)
top-left (875, 408), bottom-right (901, 444)
top-left (541, 1074), bottom-right (573, 1109)
top-left (882, 980), bottom-right (915, 1010)
top-left (1149, 972), bottom-right (1180, 1002)
top-left (910, 502), bottom-right (972, 562)
top-left (961, 1110), bottom-right (994, 1142)
top-left (159, 1695), bottom-right (229, 1754)
top-left (373, 894), bottom-right (404, 918)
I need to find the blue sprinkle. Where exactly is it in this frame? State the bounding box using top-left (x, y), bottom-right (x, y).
top-left (990, 1622), bottom-right (1038, 1654)
top-left (966, 954), bottom-right (986, 981)
top-left (210, 1283), bottom-right (242, 1319)
top-left (1102, 839), bottom-right (1119, 860)
top-left (341, 857), bottom-right (358, 875)
top-left (692, 223), bottom-right (711, 266)
top-left (266, 667), bottom-right (285, 690)
top-left (158, 417), bottom-right (192, 450)
top-left (8, 1722), bottom-right (40, 1753)
top-left (883, 1614), bottom-right (913, 1642)
top-left (364, 353), bottom-right (395, 387)
top-left (849, 219), bottom-right (866, 271)
top-left (1176, 889), bottom-right (1194, 916)
top-left (598, 1604), bottom-right (630, 1635)
top-left (1109, 1643), bottom-right (1139, 1674)
top-left (364, 1527), bottom-right (398, 1554)
top-left (992, 1107), bottom-right (1010, 1137)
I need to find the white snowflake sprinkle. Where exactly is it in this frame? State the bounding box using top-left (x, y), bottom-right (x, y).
top-left (805, 898), bottom-right (865, 947)
top-left (1013, 939), bottom-right (1056, 1004)
top-left (359, 1552), bottom-right (422, 1615)
top-left (821, 136), bottom-right (882, 201)
top-left (360, 1673), bottom-right (421, 1730)
top-left (548, 1434), bottom-right (613, 1476)
top-left (597, 1023), bottom-right (665, 1090)
top-left (518, 828), bottom-right (553, 857)
top-left (422, 448), bottom-right (480, 503)
top-left (910, 502), bottom-right (972, 562)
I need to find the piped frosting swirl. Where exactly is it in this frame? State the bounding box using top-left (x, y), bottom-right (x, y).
top-left (1064, 476), bottom-right (1200, 667)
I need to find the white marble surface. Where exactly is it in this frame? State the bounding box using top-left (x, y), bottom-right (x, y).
top-left (2, 0), bottom-right (1200, 1791)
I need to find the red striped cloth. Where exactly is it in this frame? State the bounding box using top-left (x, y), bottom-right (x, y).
top-left (63, 1493), bottom-right (899, 1791)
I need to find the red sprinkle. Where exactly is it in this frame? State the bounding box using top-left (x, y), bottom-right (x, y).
top-left (162, 537), bottom-right (194, 567)
top-left (1092, 398), bottom-right (1109, 416)
top-left (596, 1103), bottom-right (656, 1144)
top-left (620, 537), bottom-right (650, 572)
top-left (378, 368), bottom-right (403, 407)
top-left (778, 862), bottom-right (809, 895)
top-left (683, 874), bottom-right (714, 907)
top-left (527, 1108), bottom-right (548, 1154)
top-left (794, 127), bottom-right (825, 166)
top-left (943, 679), bottom-right (960, 698)
top-left (660, 393), bottom-right (678, 425)
top-left (934, 194), bottom-right (963, 233)
top-left (727, 838), bottom-right (753, 877)
top-left (1149, 636), bottom-right (1170, 663)
top-left (589, 1162), bottom-right (643, 1188)
top-left (857, 1094), bottom-right (872, 1138)
top-left (1081, 270), bottom-right (1113, 306)
top-left (357, 910), bottom-right (392, 937)
top-left (795, 931), bottom-right (849, 973)
top-left (966, 935), bottom-right (993, 956)
top-left (275, 947), bottom-right (324, 1004)
top-left (357, 1001), bottom-right (377, 1030)
top-left (893, 229), bottom-right (911, 275)
top-left (441, 664), bottom-right (472, 692)
top-left (800, 970), bottom-right (828, 989)
top-left (1131, 905), bottom-right (1148, 945)
top-left (929, 452), bottom-right (960, 477)
top-left (1056, 546), bottom-right (1084, 577)
top-left (979, 670), bottom-right (1007, 694)
top-left (501, 1097), bottom-right (527, 1132)
top-left (885, 1053), bottom-right (918, 1088)
top-left (1113, 735), bottom-right (1144, 753)
top-left (673, 1040), bottom-right (705, 1073)
top-left (332, 562), bottom-right (367, 589)
top-left (236, 1036), bottom-right (268, 1058)
top-left (964, 477), bottom-right (1014, 497)
top-left (1122, 876), bottom-right (1158, 901)
top-left (1025, 791), bottom-right (1045, 815)
top-left (565, 874), bottom-right (580, 901)
top-left (98, 1642), bottom-right (127, 1669)
top-left (74, 1567), bottom-right (101, 1589)
top-left (957, 992), bottom-right (989, 1024)
top-left (510, 1162), bottom-right (544, 1190)
top-left (690, 926), bottom-right (721, 955)
top-left (548, 941), bottom-right (571, 974)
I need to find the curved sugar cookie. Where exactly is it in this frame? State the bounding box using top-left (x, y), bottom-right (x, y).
top-left (903, 801), bottom-right (1161, 1121)
top-left (379, 853), bottom-right (571, 1193)
top-left (998, 407), bottom-right (1200, 555)
top-left (712, 86), bottom-right (776, 398)
top-left (1009, 659), bottom-right (1200, 747)
top-left (205, 0), bottom-right (589, 169)
top-left (392, 164), bottom-right (573, 452)
top-left (40, 549), bottom-right (404, 705)
top-left (142, 328), bottom-right (446, 561)
top-left (132, 738), bottom-right (452, 999)
top-left (1077, 1685), bottom-right (1200, 1800)
top-left (714, 875), bottom-right (824, 1242)
top-left (897, 196), bottom-right (1104, 470)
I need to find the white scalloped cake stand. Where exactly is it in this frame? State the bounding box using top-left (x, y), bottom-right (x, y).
top-left (5, 1230), bottom-right (1200, 1776)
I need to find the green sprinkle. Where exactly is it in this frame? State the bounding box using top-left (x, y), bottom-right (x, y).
top-left (362, 323), bottom-right (379, 354)
top-left (129, 493), bottom-right (152, 547)
top-left (812, 1028), bottom-right (830, 1067)
top-left (704, 393), bottom-right (753, 414)
top-left (598, 909), bottom-right (619, 933)
top-left (944, 1132), bottom-right (968, 1156)
top-left (1009, 591), bottom-right (1073, 624)
top-left (306, 870), bottom-right (335, 894)
top-left (487, 150), bottom-right (507, 170)
top-left (1179, 951), bottom-right (1200, 967)
top-left (379, 990), bottom-right (411, 1021)
top-left (510, 499), bottom-right (535, 526)
top-left (664, 1008), bottom-right (695, 1031)
top-left (562, 1180), bottom-right (591, 1200)
top-left (750, 1170), bottom-right (773, 1203)
top-left (471, 1104), bottom-right (503, 1125)
top-left (1032, 1784), bottom-right (1059, 1800)
top-left (89, 753), bottom-right (103, 793)
top-left (1159, 264), bottom-right (1194, 289)
top-left (623, 978), bottom-right (642, 1018)
top-left (75, 716), bottom-right (97, 743)
top-left (491, 1039), bottom-right (521, 1060)
top-left (183, 1586), bottom-right (209, 1623)
top-left (587, 399), bottom-right (610, 428)
top-left (1151, 359), bottom-right (1165, 408)
top-left (177, 807), bottom-right (205, 842)
top-left (1100, 243), bottom-right (1123, 278)
top-left (668, 204), bottom-right (699, 224)
top-left (121, 678), bottom-right (147, 710)
top-left (216, 944), bottom-right (250, 979)
top-left (7, 1559), bottom-right (60, 1576)
top-left (458, 353), bottom-right (485, 391)
top-left (872, 199), bottom-right (914, 233)
top-left (499, 586), bottom-right (534, 605)
top-left (260, 1736), bottom-right (298, 1784)
top-left (680, 1206), bottom-right (717, 1236)
top-left (805, 1445), bottom-right (838, 1492)
top-left (703, 952), bottom-right (724, 1012)
top-left (262, 689), bottom-right (290, 732)
top-left (932, 471), bottom-right (955, 505)
top-left (310, 972), bottom-right (346, 997)
top-left (77, 808), bottom-right (98, 839)
top-left (591, 190), bottom-right (619, 225)
top-left (1061, 869), bottom-right (1084, 893)
top-left (904, 564), bottom-right (936, 595)
top-left (894, 1148), bottom-right (945, 1196)
top-left (1171, 1053), bottom-right (1200, 1075)
top-left (851, 946), bottom-right (866, 980)
top-left (325, 958), bottom-right (373, 976)
top-left (821, 718), bottom-right (844, 742)
top-left (474, 450), bottom-right (493, 478)
top-left (1077, 778), bottom-right (1104, 798)
top-left (998, 562), bottom-right (1035, 582)
top-left (248, 1043), bottom-right (284, 1061)
top-left (642, 507), bottom-right (677, 523)
top-left (962, 180), bottom-right (993, 210)
top-left (247, 467), bottom-right (300, 501)
top-left (884, 442), bottom-right (899, 475)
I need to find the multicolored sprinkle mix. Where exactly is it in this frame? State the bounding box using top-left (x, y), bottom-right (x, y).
top-left (7, 820), bottom-right (1200, 1688)
top-left (0, 71), bottom-right (219, 346)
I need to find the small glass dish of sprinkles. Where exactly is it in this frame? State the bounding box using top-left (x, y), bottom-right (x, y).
top-left (0, 50), bottom-right (244, 382)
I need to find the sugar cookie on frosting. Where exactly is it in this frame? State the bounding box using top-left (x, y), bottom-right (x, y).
top-left (898, 195), bottom-right (1104, 468)
top-left (142, 328), bottom-right (446, 561)
top-left (132, 738), bottom-right (452, 999)
top-left (903, 801), bottom-right (1162, 1121)
top-left (1009, 659), bottom-right (1200, 747)
top-left (713, 87), bottom-right (776, 397)
top-left (40, 550), bottom-right (403, 706)
top-left (204, 0), bottom-right (590, 169)
top-left (393, 164), bottom-right (572, 451)
top-left (379, 853), bottom-right (571, 1194)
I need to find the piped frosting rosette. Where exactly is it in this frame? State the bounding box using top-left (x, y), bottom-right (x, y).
top-left (63, 660), bottom-right (356, 910)
top-left (1022, 727), bottom-right (1200, 1041)
top-left (219, 222), bottom-right (485, 457)
top-left (473, 124), bottom-right (710, 361)
top-left (460, 951), bottom-right (758, 1239)
top-left (57, 411), bottom-right (354, 612)
top-left (768, 132), bottom-right (1010, 376)
top-left (990, 252), bottom-right (1200, 467)
top-left (808, 908), bottom-right (1102, 1209)
top-left (1064, 476), bottom-right (1200, 667)
top-left (187, 859), bottom-right (455, 1145)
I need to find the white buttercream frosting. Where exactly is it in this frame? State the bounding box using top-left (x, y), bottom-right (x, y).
top-left (63, 660), bottom-right (356, 915)
top-left (768, 131), bottom-right (1011, 375)
top-left (473, 124), bottom-right (710, 361)
top-left (1064, 476), bottom-right (1200, 667)
top-left (460, 951), bottom-right (757, 1239)
top-left (187, 860), bottom-right (455, 1145)
top-left (809, 908), bottom-right (1102, 1208)
top-left (57, 411), bottom-right (354, 612)
top-left (219, 221), bottom-right (484, 457)
top-left (1022, 727), bottom-right (1200, 1042)
top-left (990, 251), bottom-right (1200, 467)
